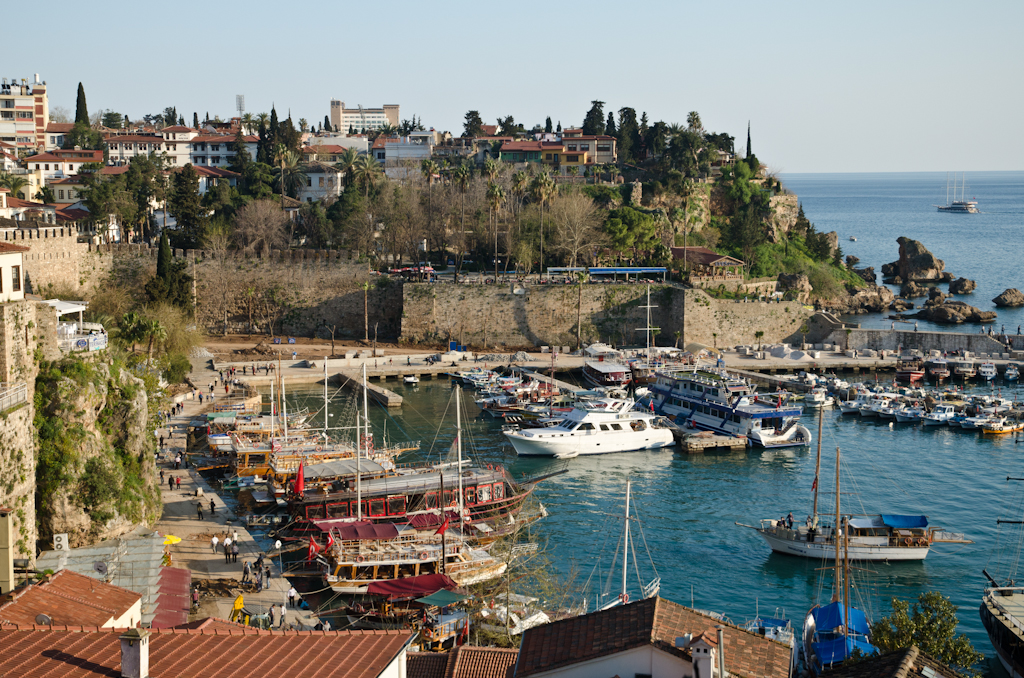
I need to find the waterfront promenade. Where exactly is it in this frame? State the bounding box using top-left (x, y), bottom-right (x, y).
top-left (154, 390), bottom-right (327, 629)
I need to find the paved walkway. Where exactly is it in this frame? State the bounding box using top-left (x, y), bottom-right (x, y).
top-left (153, 389), bottom-right (327, 630)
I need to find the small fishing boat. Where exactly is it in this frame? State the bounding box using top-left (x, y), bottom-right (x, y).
top-left (978, 362), bottom-right (999, 381)
top-left (895, 352), bottom-right (925, 382)
top-left (981, 419), bottom-right (1024, 436)
top-left (1006, 364), bottom-right (1020, 382)
top-left (849, 236), bottom-right (857, 242)
top-left (403, 375), bottom-right (420, 384)
top-left (951, 359), bottom-right (977, 379)
top-left (922, 403), bottom-right (957, 426)
top-left (894, 405), bottom-right (925, 423)
top-left (925, 357), bottom-right (950, 381)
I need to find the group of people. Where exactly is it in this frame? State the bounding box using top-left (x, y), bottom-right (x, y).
top-left (242, 555), bottom-right (273, 592)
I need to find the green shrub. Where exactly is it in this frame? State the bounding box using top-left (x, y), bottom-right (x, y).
top-left (162, 353), bottom-right (192, 384)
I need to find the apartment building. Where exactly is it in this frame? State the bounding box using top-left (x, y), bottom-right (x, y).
top-left (107, 134), bottom-right (165, 165)
top-left (329, 100), bottom-right (399, 133)
top-left (160, 125), bottom-right (199, 166)
top-left (0, 75), bottom-right (48, 151)
top-left (24, 148), bottom-right (105, 181)
top-left (190, 134), bottom-right (258, 167)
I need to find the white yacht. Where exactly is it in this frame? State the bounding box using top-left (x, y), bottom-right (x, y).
top-left (978, 362), bottom-right (998, 381)
top-left (922, 403), bottom-right (957, 426)
top-left (503, 398), bottom-right (674, 458)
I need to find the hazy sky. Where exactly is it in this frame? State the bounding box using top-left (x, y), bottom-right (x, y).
top-left (12, 0), bottom-right (1021, 173)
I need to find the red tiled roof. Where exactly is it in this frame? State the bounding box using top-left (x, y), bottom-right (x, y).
top-left (304, 145), bottom-right (346, 154)
top-left (372, 136), bottom-right (400, 150)
top-left (565, 134), bottom-right (616, 141)
top-left (820, 645), bottom-right (958, 678)
top-left (407, 646), bottom-right (518, 678)
top-left (55, 208), bottom-right (90, 223)
top-left (151, 567), bottom-right (190, 629)
top-left (46, 123), bottom-right (75, 133)
top-left (25, 150), bottom-right (104, 162)
top-left (171, 617), bottom-right (244, 632)
top-left (480, 125), bottom-right (498, 136)
top-left (106, 135), bottom-right (164, 143)
top-left (0, 242), bottom-right (31, 253)
top-left (7, 198), bottom-right (55, 210)
top-left (500, 141), bottom-right (543, 152)
top-left (516, 597), bottom-right (792, 678)
top-left (191, 135), bottom-right (258, 143)
top-left (0, 627), bottom-right (413, 678)
top-left (188, 166), bottom-right (240, 178)
top-left (408, 652), bottom-right (449, 678)
top-left (160, 126), bottom-right (196, 133)
top-left (670, 246), bottom-right (745, 267)
top-left (0, 570), bottom-right (140, 628)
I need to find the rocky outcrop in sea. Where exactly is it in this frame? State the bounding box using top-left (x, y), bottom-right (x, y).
top-left (948, 277), bottom-right (976, 294)
top-left (881, 237), bottom-right (955, 283)
top-left (993, 288), bottom-right (1024, 307)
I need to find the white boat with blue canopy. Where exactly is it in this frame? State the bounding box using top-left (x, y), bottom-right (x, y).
top-left (649, 367), bottom-right (811, 447)
top-left (803, 601), bottom-right (877, 674)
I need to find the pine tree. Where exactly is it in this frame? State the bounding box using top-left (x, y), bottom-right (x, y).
top-left (178, 115), bottom-right (185, 126)
top-left (545, 116), bottom-right (552, 133)
top-left (193, 112), bottom-right (199, 129)
top-left (167, 164), bottom-right (208, 249)
top-left (123, 114), bottom-right (130, 127)
top-left (582, 101), bottom-right (605, 136)
top-left (605, 112), bottom-right (617, 138)
top-left (269, 107), bottom-right (279, 145)
top-left (75, 83), bottom-right (89, 125)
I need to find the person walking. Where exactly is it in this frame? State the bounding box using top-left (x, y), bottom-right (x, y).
top-left (242, 561), bottom-right (251, 584)
top-left (197, 502), bottom-right (204, 520)
top-left (160, 468), bottom-right (165, 483)
top-left (176, 476), bottom-right (181, 489)
top-left (198, 392), bottom-right (203, 405)
top-left (279, 603), bottom-right (287, 629)
top-left (168, 476), bottom-right (174, 491)
top-left (211, 535), bottom-right (218, 552)
top-left (223, 537), bottom-right (232, 563)
top-left (264, 565), bottom-right (271, 588)
top-left (231, 542), bottom-right (239, 563)
top-left (268, 605), bottom-right (275, 627)
top-left (288, 586), bottom-right (297, 608)
top-left (209, 499), bottom-right (216, 515)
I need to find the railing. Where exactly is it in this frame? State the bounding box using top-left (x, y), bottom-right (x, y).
top-left (57, 333), bottom-right (108, 353)
top-left (0, 382), bottom-right (27, 412)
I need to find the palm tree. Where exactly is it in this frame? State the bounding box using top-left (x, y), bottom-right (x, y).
top-left (453, 164), bottom-right (471, 283)
top-left (273, 146), bottom-right (308, 200)
top-left (298, 118), bottom-right (308, 133)
top-left (567, 166), bottom-right (580, 181)
top-left (35, 186), bottom-right (56, 204)
top-left (530, 172), bottom-right (555, 278)
top-left (0, 173), bottom-right (29, 200)
top-left (118, 312), bottom-right (145, 352)
top-left (255, 112), bottom-right (270, 130)
top-left (608, 165), bottom-right (620, 184)
top-left (241, 113), bottom-right (255, 134)
top-left (334, 147), bottom-right (358, 186)
top-left (142, 319), bottom-right (166, 367)
top-left (512, 170), bottom-right (529, 237)
top-left (352, 154), bottom-right (382, 199)
top-left (483, 158), bottom-right (500, 183)
top-left (487, 182), bottom-right (505, 283)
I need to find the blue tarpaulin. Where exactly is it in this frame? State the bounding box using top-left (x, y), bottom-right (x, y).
top-left (588, 267), bottom-right (667, 274)
top-left (812, 637), bottom-right (878, 665)
top-left (881, 514), bottom-right (928, 529)
top-left (812, 602), bottom-right (871, 636)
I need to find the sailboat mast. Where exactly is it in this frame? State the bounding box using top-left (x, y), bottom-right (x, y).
top-left (457, 385), bottom-right (464, 520)
top-left (623, 479), bottom-right (631, 600)
top-left (843, 516), bottom-right (851, 641)
top-left (833, 446), bottom-right (841, 602)
top-left (646, 286), bottom-right (652, 365)
top-left (812, 406), bottom-right (823, 520)
top-left (270, 377), bottom-right (275, 435)
top-left (282, 376), bottom-right (288, 438)
top-left (946, 171), bottom-right (950, 205)
top-left (357, 363), bottom-right (365, 520)
top-left (323, 361), bottom-right (328, 435)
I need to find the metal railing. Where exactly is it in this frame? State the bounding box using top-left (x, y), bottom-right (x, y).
top-left (0, 382), bottom-right (27, 411)
top-left (58, 333), bottom-right (108, 353)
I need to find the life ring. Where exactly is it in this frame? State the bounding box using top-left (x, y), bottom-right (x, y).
top-left (917, 538), bottom-right (928, 547)
top-left (315, 445), bottom-right (322, 452)
top-left (355, 555), bottom-right (365, 563)
top-left (419, 551), bottom-right (429, 560)
top-left (903, 537), bottom-right (912, 547)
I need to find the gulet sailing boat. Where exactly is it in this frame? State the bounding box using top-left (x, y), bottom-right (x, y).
top-left (981, 475), bottom-right (1024, 678)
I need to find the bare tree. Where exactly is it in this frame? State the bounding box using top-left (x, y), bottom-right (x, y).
top-left (233, 200), bottom-right (289, 256)
top-left (549, 190), bottom-right (603, 268)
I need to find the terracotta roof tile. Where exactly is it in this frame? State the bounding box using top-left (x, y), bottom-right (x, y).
top-left (160, 126), bottom-right (196, 133)
top-left (820, 645), bottom-right (959, 678)
top-left (408, 651), bottom-right (450, 678)
top-left (447, 646), bottom-right (518, 678)
top-left (0, 627), bottom-right (413, 678)
top-left (516, 597), bottom-right (793, 678)
top-left (46, 123), bottom-right (76, 133)
top-left (0, 570), bottom-right (140, 628)
top-left (0, 242), bottom-right (31, 253)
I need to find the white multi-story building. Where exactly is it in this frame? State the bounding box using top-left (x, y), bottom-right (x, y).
top-left (44, 123), bottom-right (73, 151)
top-left (160, 125), bottom-right (198, 166)
top-left (297, 162), bottom-right (344, 203)
top-left (0, 75), bottom-right (48, 151)
top-left (329, 100), bottom-right (399, 133)
top-left (106, 135), bottom-right (165, 166)
top-left (190, 134), bottom-right (259, 168)
top-left (24, 148), bottom-right (105, 182)
top-left (371, 135), bottom-right (433, 165)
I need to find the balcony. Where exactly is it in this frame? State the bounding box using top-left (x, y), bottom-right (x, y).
top-left (57, 322), bottom-right (108, 353)
top-left (0, 382), bottom-right (27, 412)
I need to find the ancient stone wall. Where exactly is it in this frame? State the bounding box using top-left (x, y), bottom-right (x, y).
top-left (401, 283), bottom-right (813, 350)
top-left (832, 328), bottom-right (1009, 354)
top-left (0, 221), bottom-right (110, 296)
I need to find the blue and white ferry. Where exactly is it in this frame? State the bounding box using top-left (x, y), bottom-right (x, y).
top-left (649, 368), bottom-right (812, 447)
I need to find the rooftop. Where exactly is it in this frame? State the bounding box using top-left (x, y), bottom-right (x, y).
top-left (407, 645), bottom-right (518, 678)
top-left (0, 569), bottom-right (140, 628)
top-left (671, 246), bottom-right (746, 267)
top-left (0, 626), bottom-right (413, 678)
top-left (0, 242), bottom-right (31, 253)
top-left (820, 645), bottom-right (958, 678)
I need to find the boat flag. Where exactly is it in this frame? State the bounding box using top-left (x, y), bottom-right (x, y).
top-left (294, 462), bottom-right (305, 496)
top-left (325, 529), bottom-right (335, 552)
top-left (435, 515), bottom-right (450, 535)
top-left (649, 399), bottom-right (655, 412)
top-left (306, 536), bottom-right (320, 561)
top-left (811, 476), bottom-right (818, 492)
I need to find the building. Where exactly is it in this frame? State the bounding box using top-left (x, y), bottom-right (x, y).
top-left (515, 596), bottom-right (793, 678)
top-left (0, 569), bottom-right (141, 628)
top-left (24, 148), bottom-right (105, 181)
top-left (408, 645), bottom-right (519, 678)
top-left (670, 246), bottom-right (746, 282)
top-left (330, 100), bottom-right (400, 133)
top-left (190, 134), bottom-right (258, 168)
top-left (0, 626), bottom-right (415, 678)
top-left (0, 241), bottom-right (27, 303)
top-left (191, 166), bottom-right (240, 195)
top-left (371, 135), bottom-right (434, 166)
top-left (819, 645), bottom-right (958, 678)
top-left (106, 134), bottom-right (165, 166)
top-left (44, 122), bottom-right (73, 151)
top-left (47, 165), bottom-right (130, 205)
top-left (561, 135), bottom-right (617, 165)
top-left (298, 162), bottom-right (344, 203)
top-left (159, 125), bottom-right (199, 166)
top-left (0, 75), bottom-right (48, 151)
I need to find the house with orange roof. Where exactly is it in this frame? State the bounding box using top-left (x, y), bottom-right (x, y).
top-left (44, 122), bottom-right (74, 151)
top-left (159, 125), bottom-right (199, 166)
top-left (0, 569), bottom-right (142, 628)
top-left (25, 148), bottom-right (104, 181)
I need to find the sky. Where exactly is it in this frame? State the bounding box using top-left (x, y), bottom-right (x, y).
top-left (12, 0), bottom-right (1022, 173)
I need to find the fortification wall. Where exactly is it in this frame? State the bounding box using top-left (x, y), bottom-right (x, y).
top-left (0, 220), bottom-right (109, 296)
top-left (401, 283), bottom-right (813, 350)
top-left (831, 328), bottom-right (1010, 354)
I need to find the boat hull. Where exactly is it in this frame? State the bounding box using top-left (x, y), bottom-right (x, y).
top-left (757, 530), bottom-right (929, 561)
top-left (505, 429), bottom-right (675, 458)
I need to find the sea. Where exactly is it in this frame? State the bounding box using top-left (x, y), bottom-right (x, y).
top-left (274, 171), bottom-right (1024, 675)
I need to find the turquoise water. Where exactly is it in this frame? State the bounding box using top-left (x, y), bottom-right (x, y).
top-left (282, 373), bottom-right (1024, 675)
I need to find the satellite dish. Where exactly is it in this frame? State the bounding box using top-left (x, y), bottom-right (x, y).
top-left (35, 614), bottom-right (52, 625)
top-left (274, 540), bottom-right (282, 551)
top-left (93, 561), bottom-right (108, 575)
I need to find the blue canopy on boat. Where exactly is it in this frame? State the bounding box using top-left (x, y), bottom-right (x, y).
top-left (881, 514), bottom-right (928, 529)
top-left (812, 636), bottom-right (878, 666)
top-left (811, 601), bottom-right (871, 636)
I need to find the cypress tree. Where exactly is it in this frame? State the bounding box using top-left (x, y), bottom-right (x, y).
top-left (156, 231), bottom-right (172, 280)
top-left (556, 121), bottom-right (562, 133)
top-left (746, 121), bottom-right (751, 158)
top-left (178, 115), bottom-right (185, 126)
top-left (269, 107), bottom-right (279, 144)
top-left (582, 101), bottom-right (605, 136)
top-left (605, 112), bottom-right (617, 138)
top-left (75, 83), bottom-right (89, 125)
top-left (323, 114), bottom-right (331, 132)
top-left (193, 112), bottom-right (199, 129)
top-left (545, 116), bottom-right (552, 133)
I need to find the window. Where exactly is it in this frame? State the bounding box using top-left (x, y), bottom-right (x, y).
top-left (580, 144), bottom-right (590, 151)
top-left (387, 496), bottom-right (406, 515)
top-left (597, 144), bottom-right (611, 152)
top-left (327, 502), bottom-right (349, 517)
top-left (477, 485), bottom-right (491, 503)
top-left (567, 155), bottom-right (579, 162)
top-left (443, 490), bottom-right (457, 506)
top-left (578, 423), bottom-right (594, 431)
top-left (545, 153), bottom-right (552, 160)
top-left (492, 483), bottom-right (505, 500)
top-left (44, 164), bottom-right (49, 171)
top-left (307, 178), bottom-right (312, 187)
top-left (567, 144), bottom-right (577, 151)
top-left (211, 144), bottom-right (220, 151)
top-left (58, 190), bottom-right (64, 200)
top-left (465, 487), bottom-right (476, 505)
top-left (1, 101), bottom-right (11, 108)
top-left (368, 499), bottom-right (386, 516)
top-left (211, 157), bottom-right (220, 164)
top-left (306, 505), bottom-right (327, 519)
top-left (318, 177), bottom-right (324, 187)
top-left (0, 112), bottom-right (12, 120)
top-left (17, 111), bottom-right (32, 119)
top-left (425, 491), bottom-right (439, 509)
top-left (611, 423), bottom-right (623, 430)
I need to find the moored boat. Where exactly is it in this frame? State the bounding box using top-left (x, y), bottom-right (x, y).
top-left (978, 362), bottom-right (999, 381)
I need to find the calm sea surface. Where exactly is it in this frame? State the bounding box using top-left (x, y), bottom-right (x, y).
top-left (276, 172), bottom-right (1024, 674)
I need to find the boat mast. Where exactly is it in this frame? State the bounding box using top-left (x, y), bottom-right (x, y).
top-left (282, 376), bottom-right (288, 438)
top-left (323, 361), bottom-right (328, 435)
top-left (843, 515), bottom-right (851, 644)
top-left (946, 171), bottom-right (950, 206)
top-left (812, 406), bottom-right (823, 522)
top-left (833, 446), bottom-right (841, 602)
top-left (270, 376), bottom-right (275, 435)
top-left (457, 384), bottom-right (464, 522)
top-left (357, 363), bottom-right (365, 520)
top-left (623, 478), bottom-right (631, 601)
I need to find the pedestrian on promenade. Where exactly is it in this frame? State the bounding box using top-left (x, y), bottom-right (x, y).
top-left (288, 586), bottom-right (297, 608)
top-left (211, 536), bottom-right (218, 552)
top-left (255, 574), bottom-right (262, 592)
top-left (279, 603), bottom-right (287, 628)
top-left (264, 565), bottom-right (271, 587)
top-left (174, 455), bottom-right (180, 470)
top-left (160, 435), bottom-right (165, 449)
top-left (176, 476), bottom-right (181, 489)
top-left (209, 499), bottom-right (216, 515)
top-left (915, 322), bottom-right (918, 332)
top-left (232, 529), bottom-right (238, 543)
top-left (225, 384), bottom-right (229, 395)
top-left (223, 537), bottom-right (232, 562)
top-left (231, 542), bottom-right (238, 563)
top-left (168, 476), bottom-right (174, 491)
top-left (268, 605), bottom-right (275, 627)
top-left (242, 561), bottom-right (251, 584)
top-left (197, 503), bottom-right (204, 520)
top-left (160, 469), bottom-right (165, 483)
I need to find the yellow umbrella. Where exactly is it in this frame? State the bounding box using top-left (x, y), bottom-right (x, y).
top-left (163, 535), bottom-right (182, 545)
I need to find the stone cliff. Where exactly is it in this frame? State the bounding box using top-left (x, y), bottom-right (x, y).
top-left (33, 357), bottom-right (160, 547)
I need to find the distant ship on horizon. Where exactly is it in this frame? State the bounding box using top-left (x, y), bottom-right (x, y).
top-left (937, 172), bottom-right (979, 213)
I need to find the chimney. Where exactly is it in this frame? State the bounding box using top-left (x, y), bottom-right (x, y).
top-left (0, 508), bottom-right (14, 594)
top-left (716, 626), bottom-right (727, 677)
top-left (119, 628), bottom-right (150, 678)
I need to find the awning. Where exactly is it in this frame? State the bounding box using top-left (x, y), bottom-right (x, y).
top-left (366, 573), bottom-right (457, 600)
top-left (847, 516), bottom-right (884, 530)
top-left (312, 520), bottom-right (400, 541)
top-left (304, 459), bottom-right (386, 479)
top-left (416, 589), bottom-right (469, 607)
top-left (811, 601), bottom-right (871, 636)
top-left (881, 514), bottom-right (928, 529)
top-left (408, 511), bottom-right (459, 529)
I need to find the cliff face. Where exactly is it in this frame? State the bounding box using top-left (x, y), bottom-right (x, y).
top-left (34, 358), bottom-right (160, 547)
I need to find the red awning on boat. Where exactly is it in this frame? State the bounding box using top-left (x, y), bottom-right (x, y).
top-left (312, 519), bottom-right (400, 540)
top-left (407, 510), bottom-right (460, 529)
top-left (366, 573), bottom-right (457, 600)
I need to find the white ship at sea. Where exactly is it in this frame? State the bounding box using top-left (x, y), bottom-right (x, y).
top-left (649, 367), bottom-right (811, 448)
top-left (936, 172), bottom-right (979, 213)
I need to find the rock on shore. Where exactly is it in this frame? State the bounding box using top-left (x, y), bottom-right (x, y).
top-left (900, 281), bottom-right (929, 298)
top-left (993, 288), bottom-right (1024, 307)
top-left (914, 300), bottom-right (997, 324)
top-left (777, 273), bottom-right (813, 302)
top-left (948, 277), bottom-right (977, 294)
top-left (823, 285), bottom-right (895, 314)
top-left (882, 237), bottom-right (954, 282)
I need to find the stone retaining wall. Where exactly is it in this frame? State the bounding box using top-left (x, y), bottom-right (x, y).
top-left (829, 328), bottom-right (1009, 354)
